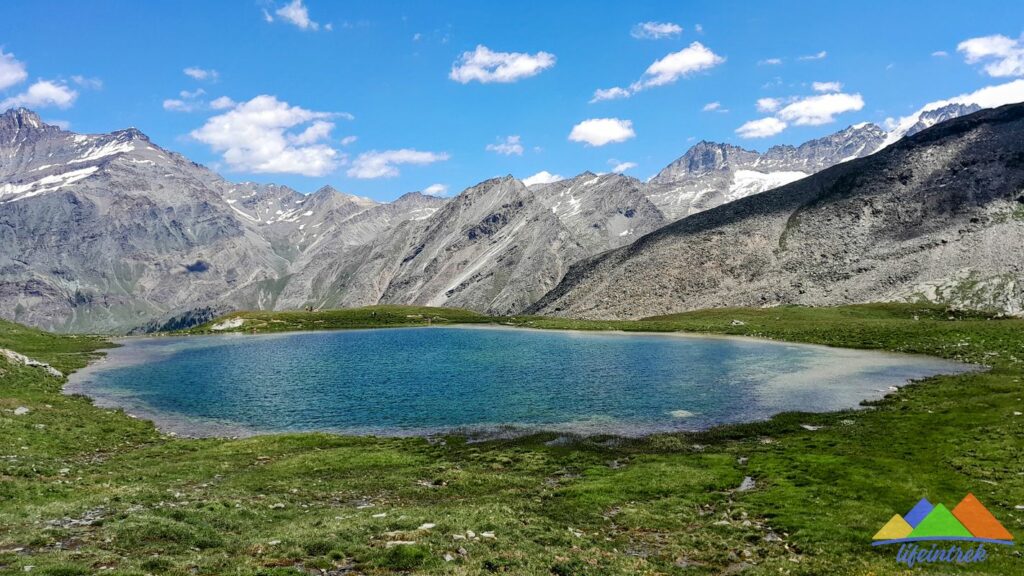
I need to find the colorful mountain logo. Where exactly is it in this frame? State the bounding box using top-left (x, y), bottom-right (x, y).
top-left (872, 494), bottom-right (1015, 546)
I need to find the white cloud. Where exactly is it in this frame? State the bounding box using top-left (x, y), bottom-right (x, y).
top-left (190, 95), bottom-right (346, 176)
top-left (798, 51), bottom-right (827, 61)
top-left (0, 49), bottom-right (27, 91)
top-left (289, 120), bottom-right (334, 145)
top-left (631, 21), bottom-right (682, 40)
top-left (485, 135), bottom-right (524, 156)
top-left (735, 117), bottom-right (787, 138)
top-left (589, 42), bottom-right (723, 103)
top-left (339, 135), bottom-right (358, 146)
top-left (568, 118), bottom-right (635, 146)
top-left (0, 80), bottom-right (78, 110)
top-left (422, 183), bottom-right (448, 196)
top-left (209, 96), bottom-right (236, 110)
top-left (71, 75), bottom-right (103, 90)
top-left (756, 97), bottom-right (782, 113)
top-left (163, 98), bottom-right (194, 112)
top-left (632, 42), bottom-right (724, 90)
top-left (262, 8), bottom-right (274, 23)
top-left (694, 24), bottom-right (703, 33)
top-left (274, 0), bottom-right (320, 31)
top-left (163, 88), bottom-right (215, 113)
top-left (957, 34), bottom-right (1024, 77)
top-left (812, 81), bottom-right (843, 93)
top-left (46, 119), bottom-right (71, 130)
top-left (347, 149), bottom-right (449, 179)
top-left (776, 92), bottom-right (864, 125)
top-left (932, 50), bottom-right (949, 57)
top-left (702, 101), bottom-right (722, 112)
top-left (610, 160), bottom-right (637, 173)
top-left (449, 45), bottom-right (556, 84)
top-left (759, 57), bottom-right (783, 66)
top-left (882, 79), bottom-right (1024, 144)
top-left (590, 86), bottom-right (631, 103)
top-left (522, 170), bottom-right (563, 186)
top-left (184, 67), bottom-right (219, 81)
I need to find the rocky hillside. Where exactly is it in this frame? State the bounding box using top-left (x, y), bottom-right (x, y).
top-left (530, 103), bottom-right (1024, 319)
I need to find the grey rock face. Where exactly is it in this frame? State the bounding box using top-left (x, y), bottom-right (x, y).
top-left (646, 123), bottom-right (888, 220)
top-left (903, 103), bottom-right (983, 138)
top-left (530, 103), bottom-right (1024, 319)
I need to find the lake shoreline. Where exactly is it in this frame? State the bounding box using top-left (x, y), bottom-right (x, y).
top-left (64, 322), bottom-right (980, 440)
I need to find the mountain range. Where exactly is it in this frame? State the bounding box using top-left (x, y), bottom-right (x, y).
top-left (530, 103), bottom-right (1024, 318)
top-left (0, 101), bottom-right (1016, 332)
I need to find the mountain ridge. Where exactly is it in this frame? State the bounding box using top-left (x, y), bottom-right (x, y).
top-left (528, 102), bottom-right (1024, 319)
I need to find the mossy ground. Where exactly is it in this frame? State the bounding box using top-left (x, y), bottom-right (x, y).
top-left (1, 304), bottom-right (1022, 575)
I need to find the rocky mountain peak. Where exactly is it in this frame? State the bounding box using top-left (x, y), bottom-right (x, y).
top-left (905, 103), bottom-right (982, 137)
top-left (0, 108), bottom-right (59, 140)
top-left (652, 141), bottom-right (758, 183)
top-left (111, 127), bottom-right (150, 142)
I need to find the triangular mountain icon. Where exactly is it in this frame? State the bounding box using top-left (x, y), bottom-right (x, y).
top-left (952, 493), bottom-right (1014, 541)
top-left (904, 498), bottom-right (934, 528)
top-left (908, 504), bottom-right (973, 538)
top-left (873, 514), bottom-right (913, 540)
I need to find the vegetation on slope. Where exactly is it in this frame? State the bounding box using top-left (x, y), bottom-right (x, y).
top-left (1, 305), bottom-right (1022, 575)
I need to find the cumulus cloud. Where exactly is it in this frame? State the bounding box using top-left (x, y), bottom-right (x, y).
top-left (339, 135), bottom-right (358, 146)
top-left (590, 86), bottom-right (631, 103)
top-left (735, 117), bottom-right (787, 138)
top-left (485, 135), bottom-right (524, 156)
top-left (0, 49), bottom-right (28, 90)
top-left (522, 170), bottom-right (564, 186)
top-left (163, 98), bottom-right (194, 112)
top-left (932, 50), bottom-right (949, 57)
top-left (449, 45), bottom-right (556, 84)
top-left (568, 118), bottom-right (636, 146)
top-left (758, 57), bottom-right (783, 66)
top-left (184, 67), bottom-right (219, 81)
top-left (1, 80), bottom-right (78, 110)
top-left (274, 0), bottom-right (321, 31)
top-left (633, 42), bottom-right (725, 90)
top-left (756, 97), bottom-right (782, 113)
top-left (702, 101), bottom-right (726, 112)
top-left (798, 51), bottom-right (827, 61)
top-left (776, 92), bottom-right (864, 125)
top-left (422, 183), bottom-right (448, 196)
top-left (209, 96), bottom-right (236, 110)
top-left (610, 160), bottom-right (637, 173)
top-left (631, 21), bottom-right (682, 40)
top-left (812, 81), bottom-right (843, 93)
top-left (590, 42), bottom-right (724, 103)
top-left (957, 34), bottom-right (1024, 77)
top-left (190, 95), bottom-right (347, 176)
top-left (347, 149), bottom-right (449, 179)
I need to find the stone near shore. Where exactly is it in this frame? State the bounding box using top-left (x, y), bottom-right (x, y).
top-left (0, 348), bottom-right (62, 378)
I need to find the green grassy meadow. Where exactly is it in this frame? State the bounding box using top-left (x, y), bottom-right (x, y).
top-left (1, 304), bottom-right (1022, 575)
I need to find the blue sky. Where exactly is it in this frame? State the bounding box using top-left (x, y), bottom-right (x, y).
top-left (1, 0), bottom-right (1022, 200)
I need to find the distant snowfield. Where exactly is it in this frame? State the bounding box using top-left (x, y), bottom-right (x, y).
top-left (728, 170), bottom-right (807, 203)
top-left (0, 165), bottom-right (99, 202)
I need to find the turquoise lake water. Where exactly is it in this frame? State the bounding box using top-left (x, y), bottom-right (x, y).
top-left (66, 326), bottom-right (973, 437)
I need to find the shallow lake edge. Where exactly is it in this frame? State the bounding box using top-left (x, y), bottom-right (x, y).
top-left (62, 322), bottom-right (985, 441)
